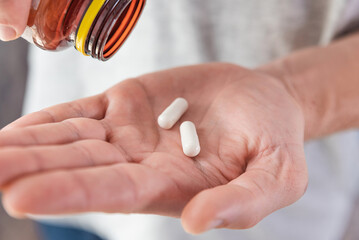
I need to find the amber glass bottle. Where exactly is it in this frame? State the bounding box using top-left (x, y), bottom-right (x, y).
top-left (23, 0), bottom-right (146, 61)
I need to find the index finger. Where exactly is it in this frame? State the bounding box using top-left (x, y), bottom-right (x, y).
top-left (2, 94), bottom-right (107, 131)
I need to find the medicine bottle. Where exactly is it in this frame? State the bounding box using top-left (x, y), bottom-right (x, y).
top-left (23, 0), bottom-right (146, 61)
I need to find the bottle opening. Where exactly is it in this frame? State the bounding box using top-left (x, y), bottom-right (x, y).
top-left (76, 0), bottom-right (145, 61)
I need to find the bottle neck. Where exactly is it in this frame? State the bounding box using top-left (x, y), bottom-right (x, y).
top-left (76, 0), bottom-right (146, 61)
top-left (26, 0), bottom-right (92, 51)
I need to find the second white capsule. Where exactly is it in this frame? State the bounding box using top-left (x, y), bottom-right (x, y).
top-left (180, 121), bottom-right (201, 157)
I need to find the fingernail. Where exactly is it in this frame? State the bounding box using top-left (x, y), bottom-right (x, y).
top-left (206, 219), bottom-right (225, 231)
top-left (0, 25), bottom-right (17, 41)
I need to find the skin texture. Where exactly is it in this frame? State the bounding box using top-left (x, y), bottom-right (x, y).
top-left (0, 63), bottom-right (308, 234)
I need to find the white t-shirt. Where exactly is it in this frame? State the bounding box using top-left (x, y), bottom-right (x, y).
top-left (24, 0), bottom-right (359, 239)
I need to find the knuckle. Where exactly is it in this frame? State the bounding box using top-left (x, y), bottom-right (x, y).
top-left (62, 119), bottom-right (82, 140)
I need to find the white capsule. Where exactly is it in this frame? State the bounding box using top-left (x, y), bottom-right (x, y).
top-left (180, 121), bottom-right (201, 157)
top-left (158, 98), bottom-right (189, 129)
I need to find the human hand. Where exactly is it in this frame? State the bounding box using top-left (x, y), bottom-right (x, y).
top-left (0, 63), bottom-right (308, 234)
top-left (0, 0), bottom-right (31, 41)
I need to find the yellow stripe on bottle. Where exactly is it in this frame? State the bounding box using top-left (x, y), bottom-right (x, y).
top-left (76, 0), bottom-right (106, 55)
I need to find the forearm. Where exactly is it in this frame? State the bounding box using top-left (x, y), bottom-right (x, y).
top-left (262, 33), bottom-right (359, 140)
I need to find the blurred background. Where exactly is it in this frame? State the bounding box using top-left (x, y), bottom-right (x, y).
top-left (1, 40), bottom-right (359, 240)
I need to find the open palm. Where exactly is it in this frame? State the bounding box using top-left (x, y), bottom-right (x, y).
top-left (0, 63), bottom-right (307, 233)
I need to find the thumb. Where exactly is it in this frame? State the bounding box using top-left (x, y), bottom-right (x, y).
top-left (0, 0), bottom-right (31, 41)
top-left (181, 146), bottom-right (308, 234)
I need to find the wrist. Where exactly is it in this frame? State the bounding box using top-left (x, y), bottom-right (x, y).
top-left (257, 49), bottom-right (336, 140)
top-left (259, 34), bottom-right (359, 140)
